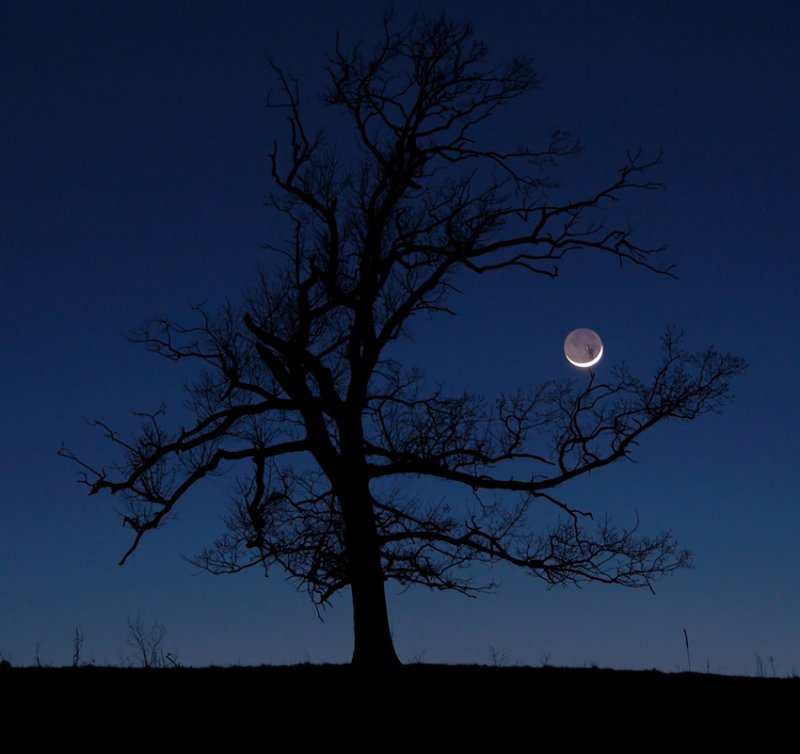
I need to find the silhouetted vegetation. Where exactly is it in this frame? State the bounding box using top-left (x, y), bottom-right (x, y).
top-left (60, 12), bottom-right (745, 667)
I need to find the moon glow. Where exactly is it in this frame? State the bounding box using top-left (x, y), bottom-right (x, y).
top-left (564, 328), bottom-right (604, 368)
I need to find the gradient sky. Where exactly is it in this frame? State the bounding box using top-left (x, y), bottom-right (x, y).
top-left (2, 0), bottom-right (798, 673)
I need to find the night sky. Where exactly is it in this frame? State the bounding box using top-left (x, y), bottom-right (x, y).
top-left (2, 0), bottom-right (798, 673)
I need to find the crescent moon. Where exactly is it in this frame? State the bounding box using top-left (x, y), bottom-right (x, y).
top-left (564, 328), bottom-right (604, 368)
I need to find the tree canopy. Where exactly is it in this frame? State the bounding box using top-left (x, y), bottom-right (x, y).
top-left (61, 13), bottom-right (746, 666)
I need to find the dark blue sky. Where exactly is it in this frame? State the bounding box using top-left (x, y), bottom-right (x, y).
top-left (2, 0), bottom-right (798, 673)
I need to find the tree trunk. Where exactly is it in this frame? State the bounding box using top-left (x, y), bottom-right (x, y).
top-left (340, 490), bottom-right (401, 667)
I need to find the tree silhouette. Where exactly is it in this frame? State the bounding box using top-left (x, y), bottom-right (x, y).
top-left (60, 14), bottom-right (746, 667)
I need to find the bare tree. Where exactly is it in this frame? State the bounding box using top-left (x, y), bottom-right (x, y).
top-left (60, 14), bottom-right (745, 667)
top-left (126, 615), bottom-right (167, 669)
top-left (72, 626), bottom-right (84, 668)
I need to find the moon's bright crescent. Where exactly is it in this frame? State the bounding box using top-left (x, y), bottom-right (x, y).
top-left (566, 343), bottom-right (603, 368)
top-left (564, 328), bottom-right (604, 368)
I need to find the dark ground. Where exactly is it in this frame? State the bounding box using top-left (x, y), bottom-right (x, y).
top-left (5, 665), bottom-right (796, 742)
top-left (4, 662), bottom-right (795, 709)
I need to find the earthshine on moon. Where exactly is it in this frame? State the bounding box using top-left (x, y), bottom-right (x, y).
top-left (564, 328), bottom-right (604, 368)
